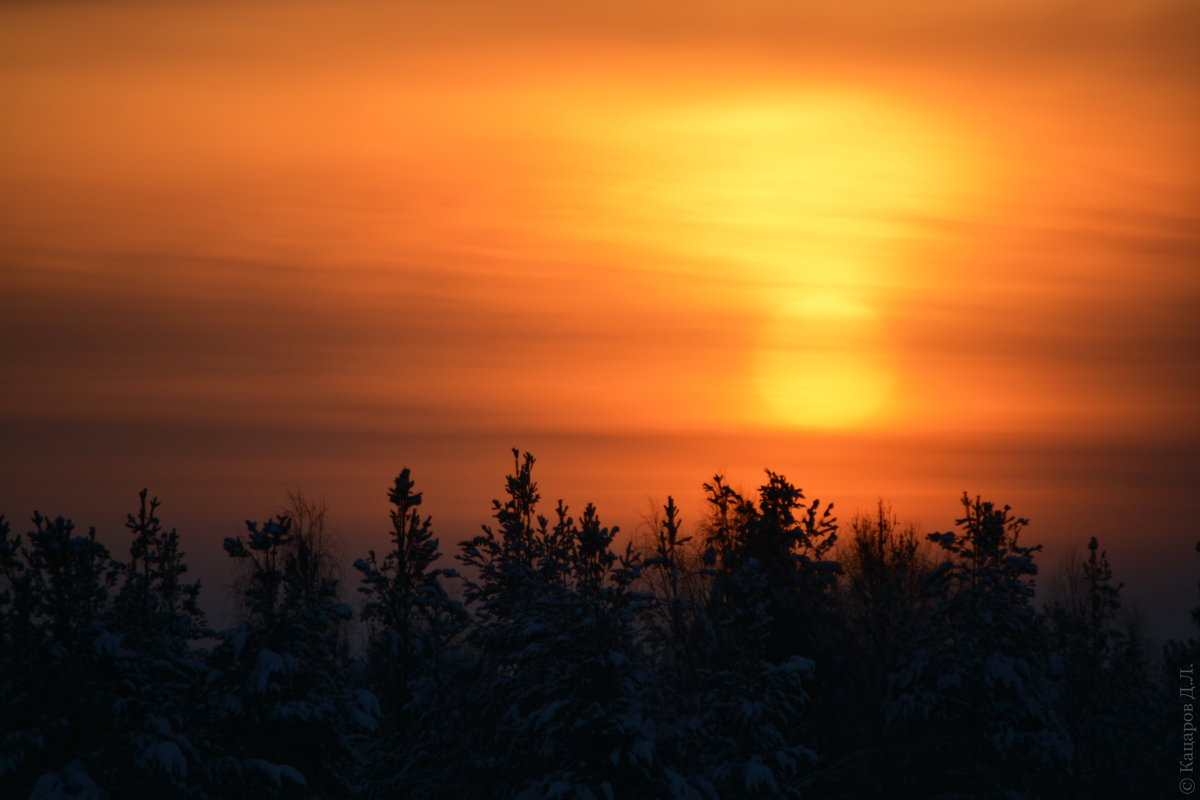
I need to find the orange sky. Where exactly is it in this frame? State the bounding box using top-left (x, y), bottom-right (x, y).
top-left (2, 0), bottom-right (1198, 633)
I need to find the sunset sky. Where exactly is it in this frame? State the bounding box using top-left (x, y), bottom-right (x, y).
top-left (2, 0), bottom-right (1198, 633)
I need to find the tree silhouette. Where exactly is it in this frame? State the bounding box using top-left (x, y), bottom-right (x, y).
top-left (352, 468), bottom-right (464, 796)
top-left (206, 514), bottom-right (365, 797)
top-left (452, 451), bottom-right (660, 796)
top-left (112, 489), bottom-right (207, 655)
top-left (888, 494), bottom-right (1070, 799)
top-left (0, 455), bottom-right (1188, 798)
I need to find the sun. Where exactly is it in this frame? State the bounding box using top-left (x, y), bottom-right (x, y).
top-left (752, 294), bottom-right (894, 429)
top-left (541, 88), bottom-right (977, 430)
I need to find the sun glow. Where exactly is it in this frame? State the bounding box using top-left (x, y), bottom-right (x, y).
top-left (753, 294), bottom-right (894, 428)
top-left (572, 92), bottom-right (969, 282)
top-left (558, 91), bottom-right (971, 429)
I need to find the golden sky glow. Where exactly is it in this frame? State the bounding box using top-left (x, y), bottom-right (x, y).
top-left (752, 294), bottom-right (894, 429)
top-left (1, 0), bottom-right (1198, 631)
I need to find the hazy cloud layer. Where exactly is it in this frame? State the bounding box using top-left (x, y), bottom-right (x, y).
top-left (2, 0), bottom-right (1197, 635)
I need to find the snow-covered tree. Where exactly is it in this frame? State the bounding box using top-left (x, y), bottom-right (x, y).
top-left (886, 494), bottom-right (1070, 799)
top-left (700, 472), bottom-right (840, 665)
top-left (454, 451), bottom-right (665, 798)
top-left (71, 491), bottom-right (214, 798)
top-left (650, 472), bottom-right (835, 798)
top-left (202, 514), bottom-right (370, 798)
top-left (812, 502), bottom-right (934, 795)
top-left (354, 468), bottom-right (463, 710)
top-left (349, 468), bottom-right (465, 796)
top-left (0, 464), bottom-right (1178, 799)
top-left (0, 513), bottom-right (119, 795)
top-left (111, 489), bottom-right (207, 654)
top-left (625, 473), bottom-right (839, 798)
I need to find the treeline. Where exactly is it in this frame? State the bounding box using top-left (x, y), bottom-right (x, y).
top-left (1, 450), bottom-right (1196, 799)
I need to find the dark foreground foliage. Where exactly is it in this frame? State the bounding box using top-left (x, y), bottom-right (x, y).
top-left (1, 452), bottom-right (1194, 799)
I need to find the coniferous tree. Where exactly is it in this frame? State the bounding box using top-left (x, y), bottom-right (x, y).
top-left (0, 513), bottom-right (121, 795)
top-left (111, 489), bottom-right (207, 654)
top-left (812, 502), bottom-right (933, 794)
top-left (84, 491), bottom-right (213, 797)
top-left (0, 460), bottom-right (1181, 799)
top-left (1045, 537), bottom-right (1138, 798)
top-left (204, 515), bottom-right (370, 798)
top-left (700, 472), bottom-right (840, 664)
top-left (456, 451), bottom-right (662, 798)
top-left (641, 496), bottom-right (699, 666)
top-left (352, 468), bottom-right (464, 795)
top-left (355, 469), bottom-right (462, 709)
top-left (665, 472), bottom-right (836, 798)
top-left (887, 494), bottom-right (1070, 800)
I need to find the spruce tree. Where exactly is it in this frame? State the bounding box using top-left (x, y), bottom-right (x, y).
top-left (352, 467), bottom-right (464, 795)
top-left (204, 515), bottom-right (368, 798)
top-left (0, 513), bottom-right (119, 795)
top-left (887, 494), bottom-right (1069, 799)
top-left (456, 451), bottom-right (661, 798)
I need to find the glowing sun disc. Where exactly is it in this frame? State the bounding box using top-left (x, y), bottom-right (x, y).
top-left (753, 294), bottom-right (894, 429)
